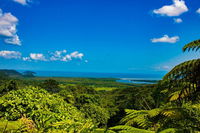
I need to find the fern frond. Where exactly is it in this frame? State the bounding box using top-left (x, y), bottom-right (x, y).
top-left (109, 125), bottom-right (154, 133)
top-left (120, 109), bottom-right (151, 128)
top-left (159, 128), bottom-right (181, 133)
top-left (162, 59), bottom-right (200, 101)
top-left (164, 59), bottom-right (200, 81)
top-left (183, 39), bottom-right (200, 52)
top-left (161, 110), bottom-right (176, 117)
top-left (148, 108), bottom-right (161, 118)
top-left (169, 90), bottom-right (181, 102)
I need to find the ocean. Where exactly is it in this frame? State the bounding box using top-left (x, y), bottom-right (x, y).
top-left (27, 70), bottom-right (164, 84)
top-left (32, 71), bottom-right (162, 79)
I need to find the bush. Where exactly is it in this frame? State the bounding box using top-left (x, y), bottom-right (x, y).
top-left (0, 86), bottom-right (95, 132)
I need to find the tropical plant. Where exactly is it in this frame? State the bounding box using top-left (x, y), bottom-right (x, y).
top-left (40, 79), bottom-right (60, 93)
top-left (162, 39), bottom-right (200, 103)
top-left (80, 103), bottom-right (110, 127)
top-left (110, 39), bottom-right (200, 133)
top-left (110, 102), bottom-right (200, 132)
top-left (110, 125), bottom-right (154, 133)
top-left (0, 86), bottom-right (95, 132)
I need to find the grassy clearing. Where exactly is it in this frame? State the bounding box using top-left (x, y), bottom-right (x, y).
top-left (94, 87), bottom-right (117, 91)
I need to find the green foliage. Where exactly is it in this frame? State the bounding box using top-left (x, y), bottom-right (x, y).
top-left (0, 120), bottom-right (23, 132)
top-left (0, 70), bottom-right (160, 132)
top-left (110, 125), bottom-right (154, 133)
top-left (80, 104), bottom-right (110, 127)
top-left (161, 39), bottom-right (200, 103)
top-left (159, 128), bottom-right (182, 133)
top-left (116, 103), bottom-right (200, 132)
top-left (76, 94), bottom-right (100, 105)
top-left (0, 86), bottom-right (95, 132)
top-left (95, 87), bottom-right (117, 91)
top-left (40, 79), bottom-right (60, 93)
top-left (50, 119), bottom-right (95, 133)
top-left (69, 86), bottom-right (112, 127)
top-left (0, 71), bottom-right (8, 80)
top-left (0, 80), bottom-right (19, 95)
top-left (31, 77), bottom-right (134, 88)
top-left (112, 85), bottom-right (156, 110)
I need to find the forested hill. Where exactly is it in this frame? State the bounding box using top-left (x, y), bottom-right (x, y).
top-left (0, 69), bottom-right (37, 78)
top-left (0, 69), bottom-right (23, 78)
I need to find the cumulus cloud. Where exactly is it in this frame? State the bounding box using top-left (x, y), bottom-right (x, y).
top-left (0, 50), bottom-right (21, 59)
top-left (197, 8), bottom-right (200, 14)
top-left (151, 35), bottom-right (179, 43)
top-left (0, 9), bottom-right (21, 45)
top-left (60, 55), bottom-right (71, 62)
top-left (49, 50), bottom-right (67, 61)
top-left (70, 51), bottom-right (84, 59)
top-left (23, 50), bottom-right (84, 62)
top-left (50, 50), bottom-right (84, 62)
top-left (4, 35), bottom-right (21, 45)
top-left (174, 18), bottom-right (183, 23)
top-left (0, 50), bottom-right (85, 62)
top-left (30, 53), bottom-right (46, 61)
top-left (153, 0), bottom-right (188, 17)
top-left (13, 0), bottom-right (31, 5)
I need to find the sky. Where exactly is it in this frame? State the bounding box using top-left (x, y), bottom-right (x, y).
top-left (0, 0), bottom-right (199, 74)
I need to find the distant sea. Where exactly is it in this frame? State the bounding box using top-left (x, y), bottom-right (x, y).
top-left (20, 70), bottom-right (165, 84)
top-left (31, 71), bottom-right (163, 79)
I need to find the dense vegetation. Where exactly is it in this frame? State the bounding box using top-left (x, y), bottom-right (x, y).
top-left (0, 39), bottom-right (199, 132)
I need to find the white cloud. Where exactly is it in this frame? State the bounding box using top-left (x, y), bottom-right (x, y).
top-left (29, 50), bottom-right (84, 62)
top-left (153, 0), bottom-right (188, 17)
top-left (49, 50), bottom-right (67, 61)
top-left (30, 53), bottom-right (46, 61)
top-left (4, 35), bottom-right (21, 45)
top-left (61, 55), bottom-right (72, 62)
top-left (22, 57), bottom-right (31, 61)
top-left (197, 8), bottom-right (200, 14)
top-left (0, 50), bottom-right (21, 59)
top-left (13, 0), bottom-right (30, 5)
top-left (70, 51), bottom-right (84, 59)
top-left (0, 49), bottom-right (85, 62)
top-left (50, 50), bottom-right (84, 62)
top-left (151, 35), bottom-right (179, 43)
top-left (0, 9), bottom-right (21, 45)
top-left (174, 18), bottom-right (183, 23)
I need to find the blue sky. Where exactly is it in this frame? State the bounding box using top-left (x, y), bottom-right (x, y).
top-left (0, 0), bottom-right (199, 74)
